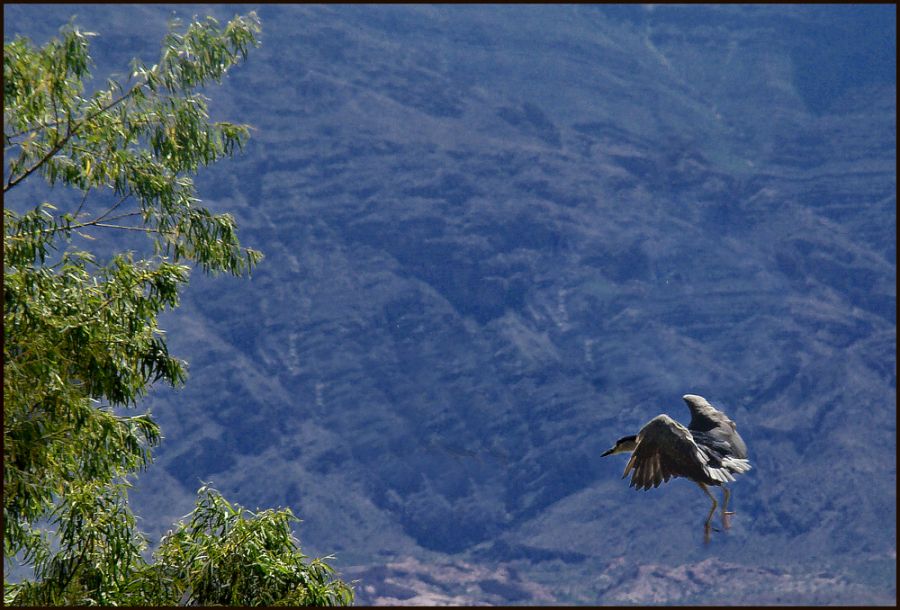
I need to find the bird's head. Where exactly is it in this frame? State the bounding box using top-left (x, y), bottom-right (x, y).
top-left (601, 435), bottom-right (638, 456)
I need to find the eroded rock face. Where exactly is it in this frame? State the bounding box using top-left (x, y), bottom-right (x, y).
top-left (344, 554), bottom-right (896, 605)
top-left (6, 4), bottom-right (895, 603)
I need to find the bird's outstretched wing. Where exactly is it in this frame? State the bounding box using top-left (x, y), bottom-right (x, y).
top-left (683, 394), bottom-right (749, 459)
top-left (682, 393), bottom-right (736, 429)
top-left (622, 414), bottom-right (739, 490)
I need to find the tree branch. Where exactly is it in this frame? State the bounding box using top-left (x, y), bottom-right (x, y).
top-left (4, 133), bottom-right (71, 192)
top-left (4, 82), bottom-right (144, 194)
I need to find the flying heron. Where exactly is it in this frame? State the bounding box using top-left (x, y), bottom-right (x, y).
top-left (601, 394), bottom-right (751, 541)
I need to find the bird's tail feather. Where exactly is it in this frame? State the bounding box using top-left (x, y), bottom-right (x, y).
top-left (722, 457), bottom-right (752, 473)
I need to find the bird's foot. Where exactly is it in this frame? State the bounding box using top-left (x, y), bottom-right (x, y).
top-left (722, 510), bottom-right (735, 529)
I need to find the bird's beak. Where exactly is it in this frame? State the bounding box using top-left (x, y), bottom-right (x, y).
top-left (601, 446), bottom-right (615, 457)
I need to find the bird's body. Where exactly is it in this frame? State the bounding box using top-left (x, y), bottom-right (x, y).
top-left (602, 394), bottom-right (750, 541)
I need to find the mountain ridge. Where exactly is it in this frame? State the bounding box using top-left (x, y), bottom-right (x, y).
top-left (4, 4), bottom-right (895, 604)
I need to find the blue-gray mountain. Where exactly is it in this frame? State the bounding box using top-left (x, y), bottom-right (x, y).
top-left (5, 4), bottom-right (895, 604)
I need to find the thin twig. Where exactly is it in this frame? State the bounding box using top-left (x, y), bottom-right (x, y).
top-left (93, 192), bottom-right (133, 223)
top-left (91, 211), bottom-right (142, 224)
top-left (88, 223), bottom-right (163, 233)
top-left (5, 210), bottom-right (146, 240)
top-left (72, 189), bottom-right (91, 220)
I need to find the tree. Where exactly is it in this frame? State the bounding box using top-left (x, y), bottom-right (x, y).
top-left (3, 13), bottom-right (353, 605)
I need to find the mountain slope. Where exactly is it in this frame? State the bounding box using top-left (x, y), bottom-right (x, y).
top-left (4, 4), bottom-right (895, 604)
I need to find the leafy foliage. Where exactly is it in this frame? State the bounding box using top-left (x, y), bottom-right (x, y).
top-left (5, 481), bottom-right (150, 605)
top-left (146, 486), bottom-right (354, 606)
top-left (3, 13), bottom-right (352, 605)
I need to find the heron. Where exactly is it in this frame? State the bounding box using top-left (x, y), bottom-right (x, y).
top-left (601, 394), bottom-right (751, 542)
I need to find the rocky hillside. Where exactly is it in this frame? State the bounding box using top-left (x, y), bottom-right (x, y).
top-left (5, 4), bottom-right (895, 604)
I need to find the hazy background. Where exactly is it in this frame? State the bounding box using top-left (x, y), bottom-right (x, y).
top-left (5, 4), bottom-right (896, 604)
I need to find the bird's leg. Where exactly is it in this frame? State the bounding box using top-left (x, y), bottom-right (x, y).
top-left (722, 486), bottom-right (734, 529)
top-left (697, 482), bottom-right (718, 543)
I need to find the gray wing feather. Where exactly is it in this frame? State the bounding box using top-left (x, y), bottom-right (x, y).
top-left (682, 394), bottom-right (735, 430)
top-left (683, 394), bottom-right (749, 460)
